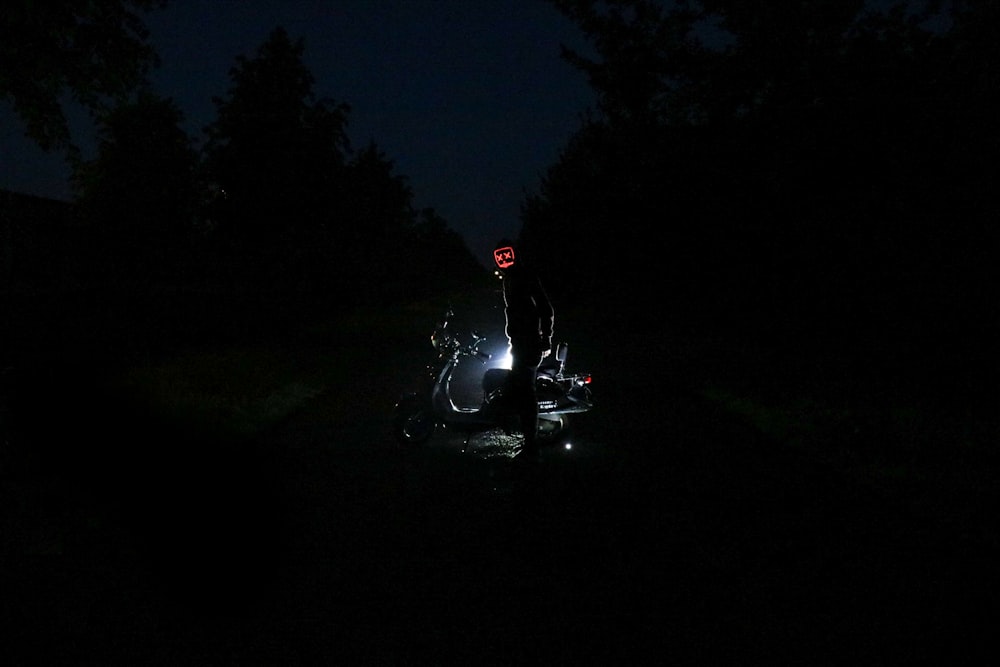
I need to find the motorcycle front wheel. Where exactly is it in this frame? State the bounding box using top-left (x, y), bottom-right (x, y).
top-left (392, 395), bottom-right (436, 445)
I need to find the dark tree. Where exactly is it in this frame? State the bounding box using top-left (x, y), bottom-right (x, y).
top-left (337, 141), bottom-right (418, 288)
top-left (412, 207), bottom-right (489, 297)
top-left (0, 0), bottom-right (165, 158)
top-left (202, 27), bottom-right (351, 290)
top-left (526, 0), bottom-right (999, 342)
top-left (546, 0), bottom-right (703, 126)
top-left (203, 27), bottom-right (482, 306)
top-left (73, 90), bottom-right (199, 284)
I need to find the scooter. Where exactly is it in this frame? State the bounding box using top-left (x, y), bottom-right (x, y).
top-left (392, 306), bottom-right (593, 449)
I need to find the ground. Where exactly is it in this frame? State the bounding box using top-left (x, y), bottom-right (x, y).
top-left (2, 291), bottom-right (996, 665)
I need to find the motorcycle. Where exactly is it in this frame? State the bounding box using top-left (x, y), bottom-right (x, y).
top-left (392, 306), bottom-right (594, 450)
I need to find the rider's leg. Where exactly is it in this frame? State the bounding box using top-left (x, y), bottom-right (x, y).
top-left (509, 346), bottom-right (542, 459)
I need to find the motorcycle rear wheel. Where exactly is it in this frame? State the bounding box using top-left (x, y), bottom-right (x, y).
top-left (392, 396), bottom-right (436, 445)
top-left (537, 414), bottom-right (568, 443)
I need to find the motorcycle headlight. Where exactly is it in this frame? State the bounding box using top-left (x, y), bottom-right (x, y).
top-left (490, 346), bottom-right (512, 370)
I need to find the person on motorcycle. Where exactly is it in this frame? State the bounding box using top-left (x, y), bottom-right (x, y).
top-left (493, 238), bottom-right (554, 462)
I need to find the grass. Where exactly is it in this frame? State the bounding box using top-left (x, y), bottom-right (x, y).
top-left (109, 294), bottom-right (463, 440)
top-left (118, 346), bottom-right (327, 437)
top-left (107, 290), bottom-right (996, 499)
top-left (5, 290), bottom-right (997, 663)
top-left (20, 284), bottom-right (990, 551)
top-left (695, 341), bottom-right (999, 550)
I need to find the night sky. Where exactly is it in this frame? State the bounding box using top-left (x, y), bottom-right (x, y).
top-left (0, 0), bottom-right (595, 264)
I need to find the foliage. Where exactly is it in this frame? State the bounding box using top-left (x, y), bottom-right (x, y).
top-left (202, 28), bottom-right (350, 286)
top-left (525, 0), bottom-right (999, 348)
top-left (201, 27), bottom-right (484, 305)
top-left (0, 0), bottom-right (165, 158)
top-left (1, 9), bottom-right (504, 334)
top-left (72, 90), bottom-right (200, 283)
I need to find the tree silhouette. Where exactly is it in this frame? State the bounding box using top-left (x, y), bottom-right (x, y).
top-left (527, 0), bottom-right (998, 343)
top-left (73, 90), bottom-right (199, 285)
top-left (337, 141), bottom-right (417, 288)
top-left (412, 207), bottom-right (489, 297)
top-left (0, 0), bottom-right (165, 159)
top-left (548, 0), bottom-right (701, 126)
top-left (202, 26), bottom-right (483, 308)
top-left (203, 27), bottom-right (351, 292)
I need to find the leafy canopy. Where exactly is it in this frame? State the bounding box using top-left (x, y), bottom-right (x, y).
top-left (0, 0), bottom-right (165, 158)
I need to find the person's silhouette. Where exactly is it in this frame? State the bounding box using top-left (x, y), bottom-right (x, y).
top-left (492, 239), bottom-right (554, 461)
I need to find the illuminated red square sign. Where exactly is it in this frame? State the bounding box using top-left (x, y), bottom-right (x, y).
top-left (493, 246), bottom-right (515, 269)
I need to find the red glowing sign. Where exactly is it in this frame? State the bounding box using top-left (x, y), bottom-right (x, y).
top-left (493, 246), bottom-right (515, 269)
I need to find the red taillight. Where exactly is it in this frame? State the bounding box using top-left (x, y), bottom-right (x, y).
top-left (583, 375), bottom-right (592, 384)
